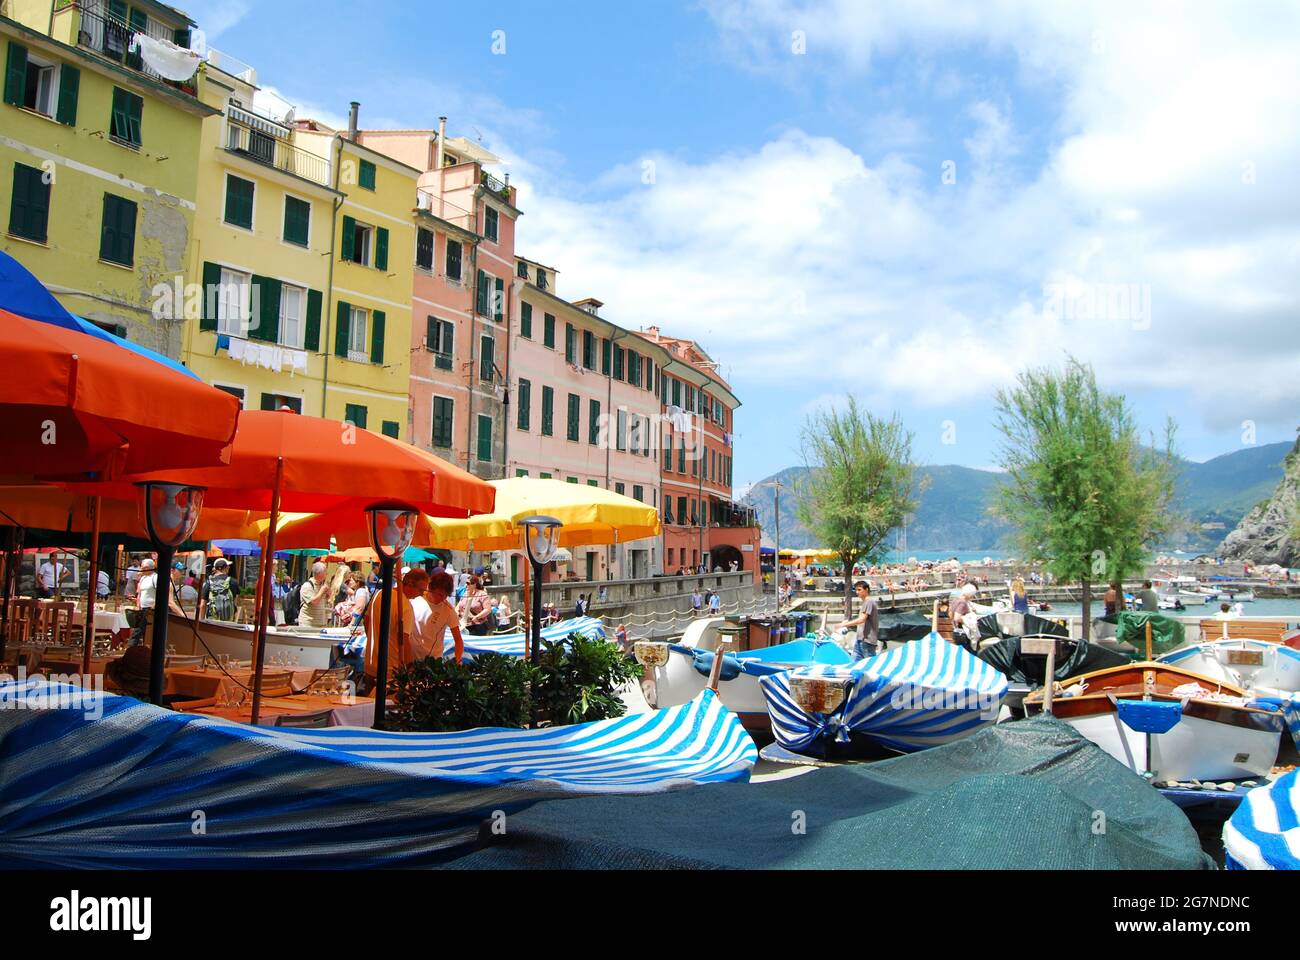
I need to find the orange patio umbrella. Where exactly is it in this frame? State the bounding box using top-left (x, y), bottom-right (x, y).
top-left (1, 308), bottom-right (240, 482)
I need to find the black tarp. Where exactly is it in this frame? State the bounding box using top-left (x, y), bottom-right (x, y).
top-left (976, 636), bottom-right (1131, 685)
top-left (877, 610), bottom-right (933, 645)
top-left (444, 716), bottom-right (1213, 870)
top-left (976, 611), bottom-right (1070, 640)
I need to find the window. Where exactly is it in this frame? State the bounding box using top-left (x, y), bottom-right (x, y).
top-left (4, 45), bottom-right (77, 125)
top-left (632, 485), bottom-right (644, 503)
top-left (665, 434), bottom-right (673, 472)
top-left (283, 195), bottom-right (310, 247)
top-left (8, 163), bottom-right (50, 243)
top-left (541, 386), bottom-right (554, 437)
top-left (215, 384), bottom-right (245, 406)
top-left (484, 205), bottom-right (499, 242)
top-left (616, 409), bottom-right (627, 451)
top-left (348, 306), bottom-right (369, 360)
top-left (565, 323), bottom-right (575, 364)
top-left (279, 284), bottom-right (305, 348)
top-left (520, 301), bottom-right (532, 339)
top-left (479, 334), bottom-right (495, 382)
top-left (540, 472), bottom-right (552, 480)
top-left (475, 269), bottom-right (492, 316)
top-left (517, 469), bottom-right (529, 478)
top-left (616, 483), bottom-right (625, 496)
top-left (543, 313), bottom-right (556, 348)
top-left (517, 379), bottom-right (531, 431)
top-left (677, 497), bottom-right (687, 526)
top-left (99, 193), bottom-right (137, 266)
top-left (261, 393), bottom-right (302, 414)
top-left (426, 316), bottom-right (454, 370)
top-left (678, 443), bottom-right (686, 473)
top-left (536, 268), bottom-right (548, 290)
top-left (629, 416), bottom-right (640, 455)
top-left (215, 267), bottom-right (250, 336)
top-left (567, 477), bottom-right (578, 484)
top-left (432, 397), bottom-right (454, 448)
top-left (415, 227), bottom-right (434, 270)
top-left (476, 415), bottom-right (493, 462)
top-left (582, 330), bottom-right (596, 370)
top-left (344, 403), bottom-right (368, 430)
top-left (445, 240), bottom-right (462, 281)
top-left (109, 87), bottom-right (142, 147)
top-left (588, 399), bottom-right (600, 445)
top-left (612, 344), bottom-right (624, 381)
top-left (628, 352), bottom-right (642, 388)
top-left (672, 378), bottom-right (681, 407)
top-left (493, 275), bottom-right (504, 321)
top-left (566, 393), bottom-right (580, 442)
top-left (517, 260), bottom-right (528, 279)
top-left (382, 421), bottom-right (400, 439)
top-left (224, 175), bottom-right (254, 229)
top-left (588, 479), bottom-right (598, 487)
top-left (601, 338), bottom-right (611, 375)
top-left (358, 159), bottom-right (376, 191)
top-left (341, 216), bottom-right (373, 266)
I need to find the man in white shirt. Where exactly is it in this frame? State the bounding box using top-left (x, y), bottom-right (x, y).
top-left (402, 568), bottom-right (463, 662)
top-left (298, 562), bottom-right (333, 630)
top-left (96, 568), bottom-right (111, 598)
top-left (36, 557), bottom-right (69, 598)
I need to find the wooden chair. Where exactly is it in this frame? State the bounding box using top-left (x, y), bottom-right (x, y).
top-left (259, 670), bottom-right (295, 697)
top-left (275, 709), bottom-right (333, 728)
top-left (304, 665), bottom-right (350, 693)
top-left (1198, 619), bottom-right (1289, 644)
top-left (42, 602), bottom-right (77, 647)
top-left (7, 599), bottom-right (37, 646)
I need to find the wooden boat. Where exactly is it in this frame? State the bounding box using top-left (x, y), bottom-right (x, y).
top-left (1158, 635), bottom-right (1300, 699)
top-left (166, 612), bottom-right (346, 669)
top-left (1024, 661), bottom-right (1284, 781)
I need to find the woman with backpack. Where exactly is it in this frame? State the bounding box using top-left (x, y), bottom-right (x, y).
top-left (199, 558), bottom-right (237, 622)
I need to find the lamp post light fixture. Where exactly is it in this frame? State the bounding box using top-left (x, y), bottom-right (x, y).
top-left (520, 515), bottom-right (562, 663)
top-left (366, 503), bottom-right (418, 729)
top-left (137, 481), bottom-right (205, 705)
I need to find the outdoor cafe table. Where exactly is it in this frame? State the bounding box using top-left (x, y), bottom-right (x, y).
top-left (189, 693), bottom-right (376, 727)
top-left (165, 664), bottom-right (316, 701)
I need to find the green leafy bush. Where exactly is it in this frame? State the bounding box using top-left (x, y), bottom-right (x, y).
top-left (387, 640), bottom-right (642, 732)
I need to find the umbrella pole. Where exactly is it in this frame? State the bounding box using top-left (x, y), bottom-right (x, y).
top-left (250, 458), bottom-right (285, 727)
top-left (82, 497), bottom-right (101, 677)
top-left (373, 555), bottom-right (396, 730)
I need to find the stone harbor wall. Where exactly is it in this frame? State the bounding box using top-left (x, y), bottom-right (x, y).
top-left (1218, 437), bottom-right (1299, 567)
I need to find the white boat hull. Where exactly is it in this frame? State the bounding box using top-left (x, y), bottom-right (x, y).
top-left (1063, 709), bottom-right (1279, 781)
top-left (167, 614), bottom-right (339, 669)
top-left (1159, 639), bottom-right (1300, 699)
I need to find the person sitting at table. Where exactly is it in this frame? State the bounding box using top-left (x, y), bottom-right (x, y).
top-left (404, 568), bottom-right (463, 663)
top-left (362, 576), bottom-right (416, 687)
top-left (298, 563), bottom-right (333, 630)
top-left (200, 558), bottom-right (237, 622)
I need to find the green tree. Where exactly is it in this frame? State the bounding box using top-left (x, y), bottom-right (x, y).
top-left (795, 397), bottom-right (921, 615)
top-left (991, 358), bottom-right (1178, 640)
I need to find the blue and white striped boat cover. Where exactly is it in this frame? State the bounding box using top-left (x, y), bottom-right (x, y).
top-left (448, 616), bottom-right (606, 658)
top-left (0, 678), bottom-right (754, 868)
top-left (1223, 770), bottom-right (1300, 870)
top-left (760, 633), bottom-right (1009, 754)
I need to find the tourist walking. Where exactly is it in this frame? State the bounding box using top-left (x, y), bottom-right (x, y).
top-left (200, 558), bottom-right (237, 622)
top-left (839, 580), bottom-right (880, 659)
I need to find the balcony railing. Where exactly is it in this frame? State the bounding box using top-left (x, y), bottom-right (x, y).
top-left (75, 5), bottom-right (197, 94)
top-left (225, 108), bottom-right (331, 186)
top-left (416, 189), bottom-right (476, 232)
top-left (480, 170), bottom-right (512, 203)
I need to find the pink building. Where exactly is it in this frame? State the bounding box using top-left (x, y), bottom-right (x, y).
top-left (358, 123), bottom-right (518, 479)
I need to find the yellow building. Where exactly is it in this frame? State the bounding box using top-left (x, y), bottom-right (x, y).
top-left (1, 2), bottom-right (214, 354)
top-left (291, 113), bottom-right (419, 439)
top-left (179, 59), bottom-right (341, 418)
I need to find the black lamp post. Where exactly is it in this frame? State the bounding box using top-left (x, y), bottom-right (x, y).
top-left (366, 503), bottom-right (417, 729)
top-left (520, 516), bottom-right (562, 663)
top-left (138, 481), bottom-right (205, 705)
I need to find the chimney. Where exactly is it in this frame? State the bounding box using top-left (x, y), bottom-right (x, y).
top-left (647, 325), bottom-right (660, 339)
top-left (436, 116), bottom-right (447, 170)
top-left (347, 101), bottom-right (360, 141)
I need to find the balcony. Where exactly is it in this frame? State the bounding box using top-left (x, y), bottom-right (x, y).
top-left (480, 169), bottom-right (513, 204)
top-left (225, 106), bottom-right (331, 186)
top-left (73, 5), bottom-right (198, 96)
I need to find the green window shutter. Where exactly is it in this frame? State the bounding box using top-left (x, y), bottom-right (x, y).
top-left (475, 269), bottom-right (488, 315)
top-left (588, 399), bottom-right (600, 445)
top-left (249, 275), bottom-right (281, 342)
top-left (416, 228), bottom-right (433, 269)
top-left (432, 397), bottom-right (453, 448)
top-left (99, 194), bottom-right (136, 265)
top-left (340, 216), bottom-right (356, 262)
top-left (334, 301), bottom-right (350, 358)
top-left (304, 288), bottom-right (322, 350)
top-left (382, 421), bottom-right (399, 439)
top-left (567, 393), bottom-right (580, 442)
top-left (200, 261), bottom-right (221, 331)
top-left (9, 164), bottom-right (51, 244)
top-left (4, 42), bottom-right (27, 107)
top-left (543, 313), bottom-right (555, 348)
top-left (225, 176), bottom-right (254, 229)
top-left (601, 338), bottom-right (611, 375)
top-left (613, 345), bottom-right (624, 380)
top-left (666, 435), bottom-right (673, 471)
top-left (476, 415), bottom-right (493, 462)
top-left (375, 227), bottom-right (389, 271)
top-left (174, 27), bottom-right (192, 48)
top-left (55, 65), bottom-right (79, 126)
top-left (541, 386), bottom-right (554, 436)
top-left (359, 159), bottom-right (376, 190)
top-left (345, 403), bottom-right (368, 429)
top-left (520, 301), bottom-right (532, 338)
top-left (108, 0), bottom-right (127, 21)
top-left (122, 89), bottom-right (143, 146)
top-left (517, 379), bottom-right (531, 431)
top-left (494, 276), bottom-right (504, 321)
top-left (565, 323), bottom-right (575, 364)
top-left (284, 196), bottom-right (310, 246)
top-left (480, 335), bottom-right (494, 381)
top-left (583, 330), bottom-right (595, 369)
top-left (370, 310), bottom-right (385, 364)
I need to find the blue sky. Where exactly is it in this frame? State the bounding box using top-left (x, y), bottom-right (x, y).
top-left (191, 1), bottom-right (1300, 488)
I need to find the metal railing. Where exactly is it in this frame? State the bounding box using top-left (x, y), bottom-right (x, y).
top-left (75, 5), bottom-right (196, 92)
top-left (225, 110), bottom-right (331, 186)
top-left (416, 189), bottom-right (476, 232)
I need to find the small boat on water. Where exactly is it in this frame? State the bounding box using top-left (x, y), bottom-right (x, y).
top-left (1157, 629), bottom-right (1300, 700)
top-left (1024, 661), bottom-right (1284, 781)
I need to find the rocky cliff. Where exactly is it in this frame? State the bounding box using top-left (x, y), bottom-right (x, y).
top-left (1218, 437), bottom-right (1300, 566)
